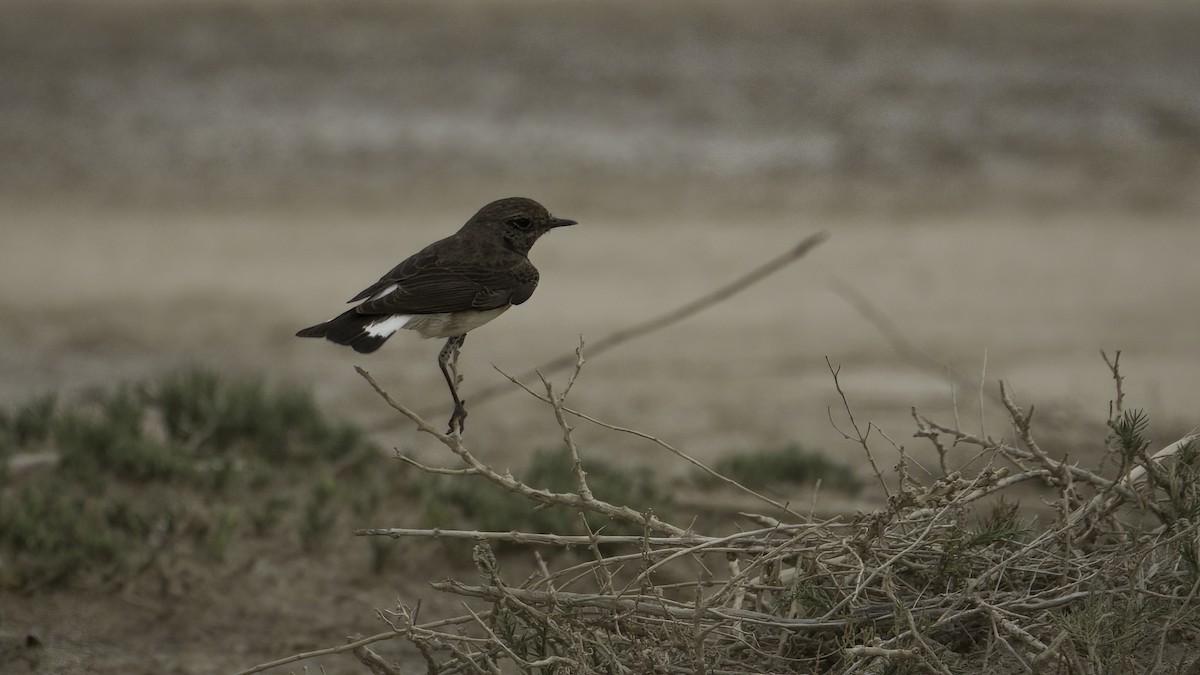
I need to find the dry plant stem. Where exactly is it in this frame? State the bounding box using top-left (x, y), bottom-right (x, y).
top-left (914, 406), bottom-right (952, 477)
top-left (235, 632), bottom-right (400, 675)
top-left (356, 365), bottom-right (688, 536)
top-left (465, 231), bottom-right (830, 408)
top-left (702, 533), bottom-right (807, 609)
top-left (237, 607), bottom-right (489, 675)
top-left (1100, 434), bottom-right (1200, 500)
top-left (353, 643), bottom-right (402, 675)
top-left (495, 364), bottom-right (806, 521)
top-left (978, 347), bottom-right (988, 439)
top-left (989, 624), bottom-right (1031, 675)
top-left (999, 380), bottom-right (1056, 471)
top-left (355, 526), bottom-right (769, 547)
top-left (928, 395), bottom-right (1190, 529)
top-left (843, 646), bottom-right (922, 660)
top-left (463, 602), bottom-right (567, 672)
top-left (581, 515), bottom-right (616, 595)
top-left (259, 354), bottom-right (1200, 674)
top-left (692, 584), bottom-right (712, 674)
top-left (916, 414), bottom-right (1164, 512)
top-left (883, 572), bottom-right (953, 675)
top-left (1067, 434), bottom-right (1200, 546)
top-left (980, 600), bottom-right (1051, 654)
top-left (434, 582), bottom-right (858, 630)
top-left (962, 467), bottom-right (1187, 595)
top-left (958, 469), bottom-right (1055, 503)
top-left (538, 351), bottom-right (592, 500)
top-left (1102, 349), bottom-right (1124, 414)
top-left (844, 607), bottom-right (991, 675)
top-left (725, 554), bottom-right (745, 634)
top-left (830, 279), bottom-right (1002, 408)
top-left (396, 453), bottom-right (479, 476)
top-left (818, 502), bottom-right (955, 622)
top-left (826, 356), bottom-right (891, 498)
top-left (624, 525), bottom-right (819, 594)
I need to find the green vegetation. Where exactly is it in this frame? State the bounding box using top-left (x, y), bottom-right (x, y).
top-left (703, 443), bottom-right (863, 495)
top-left (969, 497), bottom-right (1031, 547)
top-left (0, 368), bottom-right (390, 592)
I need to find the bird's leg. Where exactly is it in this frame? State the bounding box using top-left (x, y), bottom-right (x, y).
top-left (439, 334), bottom-right (468, 433)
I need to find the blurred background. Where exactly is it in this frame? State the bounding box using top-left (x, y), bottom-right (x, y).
top-left (4, 0), bottom-right (1200, 215)
top-left (3, 0), bottom-right (1197, 456)
top-left (2, 0), bottom-right (1199, 670)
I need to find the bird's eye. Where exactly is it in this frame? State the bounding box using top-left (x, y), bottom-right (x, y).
top-left (508, 217), bottom-right (532, 230)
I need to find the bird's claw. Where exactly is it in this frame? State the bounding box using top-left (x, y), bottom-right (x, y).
top-left (447, 400), bottom-right (468, 435)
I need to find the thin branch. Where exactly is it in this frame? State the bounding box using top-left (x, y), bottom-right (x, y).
top-left (496, 365), bottom-right (806, 521)
top-left (539, 358), bottom-right (592, 501)
top-left (434, 582), bottom-right (862, 630)
top-left (395, 452), bottom-right (479, 476)
top-left (355, 527), bottom-right (728, 547)
top-left (235, 631), bottom-right (399, 675)
top-left (830, 279), bottom-right (1001, 406)
top-left (978, 347), bottom-right (989, 439)
top-left (357, 365), bottom-right (688, 536)
top-left (826, 357), bottom-right (890, 498)
top-left (1102, 350), bottom-right (1124, 415)
top-left (465, 232), bottom-right (829, 408)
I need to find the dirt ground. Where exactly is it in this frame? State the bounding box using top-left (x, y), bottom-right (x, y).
top-left (2, 1), bottom-right (1199, 673)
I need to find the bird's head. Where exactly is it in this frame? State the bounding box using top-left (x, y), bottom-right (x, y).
top-left (463, 197), bottom-right (577, 255)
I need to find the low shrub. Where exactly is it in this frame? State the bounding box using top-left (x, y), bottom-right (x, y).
top-left (0, 368), bottom-right (390, 592)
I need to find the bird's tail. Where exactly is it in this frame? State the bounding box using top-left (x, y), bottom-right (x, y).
top-left (296, 309), bottom-right (397, 354)
top-left (295, 322), bottom-right (329, 338)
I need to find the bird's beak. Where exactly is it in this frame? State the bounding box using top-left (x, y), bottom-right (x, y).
top-left (548, 216), bottom-right (577, 228)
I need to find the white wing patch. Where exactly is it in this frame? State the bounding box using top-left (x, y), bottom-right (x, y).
top-left (364, 314), bottom-right (412, 338)
top-left (369, 283), bottom-right (400, 301)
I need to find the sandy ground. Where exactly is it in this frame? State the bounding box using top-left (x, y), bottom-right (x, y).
top-left (3, 208), bottom-right (1197, 471)
top-left (2, 0), bottom-right (1199, 672)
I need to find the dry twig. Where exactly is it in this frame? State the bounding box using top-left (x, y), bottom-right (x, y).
top-left (464, 232), bottom-right (829, 409)
top-left (246, 349), bottom-right (1200, 674)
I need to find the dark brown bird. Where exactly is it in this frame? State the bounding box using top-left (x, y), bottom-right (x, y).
top-left (296, 197), bottom-right (576, 432)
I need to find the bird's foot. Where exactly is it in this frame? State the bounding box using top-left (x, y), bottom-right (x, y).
top-left (447, 400), bottom-right (468, 435)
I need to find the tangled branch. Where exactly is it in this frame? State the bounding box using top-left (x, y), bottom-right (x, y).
top-left (240, 349), bottom-right (1200, 674)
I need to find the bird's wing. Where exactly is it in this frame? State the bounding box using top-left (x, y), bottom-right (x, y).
top-left (349, 247), bottom-right (539, 316)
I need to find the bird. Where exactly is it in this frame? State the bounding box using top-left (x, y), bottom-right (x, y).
top-left (296, 197), bottom-right (577, 433)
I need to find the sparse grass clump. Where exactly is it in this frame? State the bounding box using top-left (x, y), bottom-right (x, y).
top-left (704, 442), bottom-right (863, 495)
top-left (0, 368), bottom-right (391, 592)
top-left (4, 389), bottom-right (57, 446)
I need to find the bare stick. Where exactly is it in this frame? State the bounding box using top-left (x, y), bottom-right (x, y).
top-left (357, 366), bottom-right (688, 536)
top-left (464, 232), bottom-right (829, 407)
top-left (830, 279), bottom-right (1002, 406)
top-left (395, 453), bottom-right (479, 476)
top-left (539, 344), bottom-right (592, 500)
top-left (1102, 350), bottom-right (1124, 415)
top-left (235, 632), bottom-right (399, 675)
top-left (434, 581), bottom-right (859, 630)
top-left (979, 347), bottom-right (988, 439)
top-left (353, 643), bottom-right (403, 675)
top-left (355, 528), bottom-right (728, 547)
top-left (826, 357), bottom-right (890, 498)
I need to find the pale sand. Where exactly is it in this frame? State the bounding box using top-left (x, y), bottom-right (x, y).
top-left (4, 206), bottom-right (1196, 482)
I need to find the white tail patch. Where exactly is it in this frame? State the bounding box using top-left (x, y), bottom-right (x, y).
top-left (370, 283), bottom-right (400, 301)
top-left (364, 314), bottom-right (412, 338)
